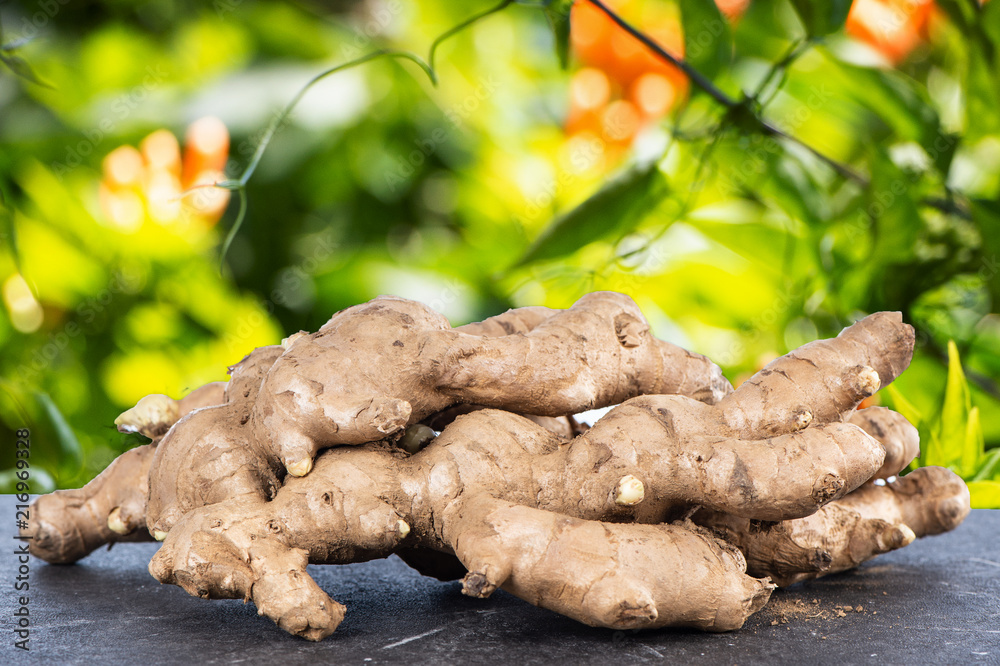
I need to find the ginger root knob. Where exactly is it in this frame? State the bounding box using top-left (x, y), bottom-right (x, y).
top-left (615, 475), bottom-right (645, 506)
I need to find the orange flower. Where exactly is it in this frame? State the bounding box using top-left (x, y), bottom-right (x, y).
top-left (847, 0), bottom-right (935, 63)
top-left (99, 117), bottom-right (231, 230)
top-left (566, 1), bottom-right (692, 147)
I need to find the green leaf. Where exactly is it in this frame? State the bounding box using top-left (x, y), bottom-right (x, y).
top-left (928, 341), bottom-right (972, 472)
top-left (543, 0), bottom-right (574, 69)
top-left (968, 480), bottom-right (1000, 509)
top-left (982, 0), bottom-right (1000, 49)
top-left (679, 0), bottom-right (732, 82)
top-left (973, 447), bottom-right (1000, 482)
top-left (518, 160), bottom-right (669, 266)
top-left (884, 384), bottom-right (924, 429)
top-left (962, 406), bottom-right (985, 479)
top-left (789, 0), bottom-right (852, 37)
top-left (0, 53), bottom-right (50, 87)
top-left (1, 35), bottom-right (36, 52)
top-left (832, 61), bottom-right (943, 159)
top-left (34, 392), bottom-right (83, 468)
top-left (867, 152), bottom-right (921, 263)
top-left (686, 206), bottom-right (807, 275)
top-left (971, 198), bottom-right (1000, 304)
top-left (0, 185), bottom-right (21, 274)
top-left (0, 467), bottom-right (55, 494)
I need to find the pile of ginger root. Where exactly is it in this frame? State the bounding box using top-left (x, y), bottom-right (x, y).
top-left (25, 292), bottom-right (971, 641)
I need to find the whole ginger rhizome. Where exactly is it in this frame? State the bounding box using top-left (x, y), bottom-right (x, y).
top-left (26, 292), bottom-right (970, 640)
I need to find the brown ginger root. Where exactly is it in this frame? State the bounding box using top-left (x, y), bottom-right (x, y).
top-left (29, 380), bottom-right (236, 563)
top-left (145, 345), bottom-right (285, 539)
top-left (693, 402), bottom-right (968, 586)
top-left (258, 292), bottom-right (730, 475)
top-left (29, 444), bottom-right (156, 564)
top-left (849, 406), bottom-right (920, 480)
top-left (28, 297), bottom-right (968, 642)
top-left (145, 311), bottom-right (917, 640)
top-left (146, 292), bottom-right (731, 537)
top-left (114, 382), bottom-right (227, 439)
top-left (697, 467), bottom-right (970, 587)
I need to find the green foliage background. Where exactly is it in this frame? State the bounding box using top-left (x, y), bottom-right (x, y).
top-left (0, 0), bottom-right (997, 502)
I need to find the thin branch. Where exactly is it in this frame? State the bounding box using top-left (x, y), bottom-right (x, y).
top-left (748, 38), bottom-right (810, 106)
top-left (586, 0), bottom-right (866, 185)
top-left (240, 49), bottom-right (435, 188)
top-left (429, 0), bottom-right (515, 71)
top-left (586, 0), bottom-right (736, 110)
top-left (219, 186), bottom-right (247, 273)
top-left (208, 1), bottom-right (525, 270)
top-left (206, 49), bottom-right (434, 269)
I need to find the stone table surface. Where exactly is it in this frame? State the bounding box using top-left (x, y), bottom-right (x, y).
top-left (1, 496), bottom-right (998, 665)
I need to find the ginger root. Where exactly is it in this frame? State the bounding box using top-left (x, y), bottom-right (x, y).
top-left (24, 293), bottom-right (970, 641)
top-left (146, 292), bottom-right (730, 537)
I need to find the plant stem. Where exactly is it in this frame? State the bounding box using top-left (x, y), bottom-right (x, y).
top-left (430, 0), bottom-right (516, 71)
top-left (586, 0), bottom-right (866, 185)
top-left (586, 0), bottom-right (736, 110)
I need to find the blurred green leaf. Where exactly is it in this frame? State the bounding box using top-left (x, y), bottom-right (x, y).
top-left (935, 0), bottom-right (976, 28)
top-left (932, 340), bottom-right (972, 471)
top-left (968, 480), bottom-right (1000, 509)
top-left (34, 392), bottom-right (83, 469)
top-left (686, 206), bottom-right (808, 275)
top-left (965, 43), bottom-right (1000, 141)
top-left (973, 446), bottom-right (1000, 482)
top-left (867, 152), bottom-right (921, 264)
top-left (680, 0), bottom-right (732, 82)
top-left (760, 153), bottom-right (825, 226)
top-left (1, 35), bottom-right (36, 52)
top-left (0, 185), bottom-right (21, 274)
top-left (831, 60), bottom-right (942, 157)
top-left (885, 384), bottom-right (924, 428)
top-left (982, 0), bottom-right (1000, 48)
top-left (971, 198), bottom-right (1000, 304)
top-left (543, 0), bottom-right (574, 69)
top-left (0, 467), bottom-right (55, 495)
top-left (518, 160), bottom-right (669, 266)
top-left (0, 53), bottom-right (50, 87)
top-left (963, 406), bottom-right (984, 478)
top-left (789, 0), bottom-right (851, 37)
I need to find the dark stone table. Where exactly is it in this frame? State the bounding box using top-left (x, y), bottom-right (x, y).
top-left (2, 496), bottom-right (998, 665)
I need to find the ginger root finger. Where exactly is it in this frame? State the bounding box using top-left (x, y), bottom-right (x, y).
top-left (849, 406), bottom-right (920, 480)
top-left (27, 444), bottom-right (156, 564)
top-left (444, 495), bottom-right (773, 631)
top-left (696, 466), bottom-right (970, 586)
top-left (720, 312), bottom-right (914, 437)
top-left (562, 397), bottom-right (885, 522)
top-left (454, 305), bottom-right (557, 336)
top-left (148, 507), bottom-right (347, 642)
top-left (430, 291), bottom-right (732, 414)
top-left (115, 382), bottom-right (227, 440)
top-left (259, 292), bottom-right (731, 477)
top-left (146, 345), bottom-right (284, 536)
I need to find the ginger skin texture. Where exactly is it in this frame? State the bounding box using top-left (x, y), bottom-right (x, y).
top-left (25, 294), bottom-right (971, 641)
top-left (145, 292), bottom-right (731, 537)
top-left (29, 384), bottom-right (225, 564)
